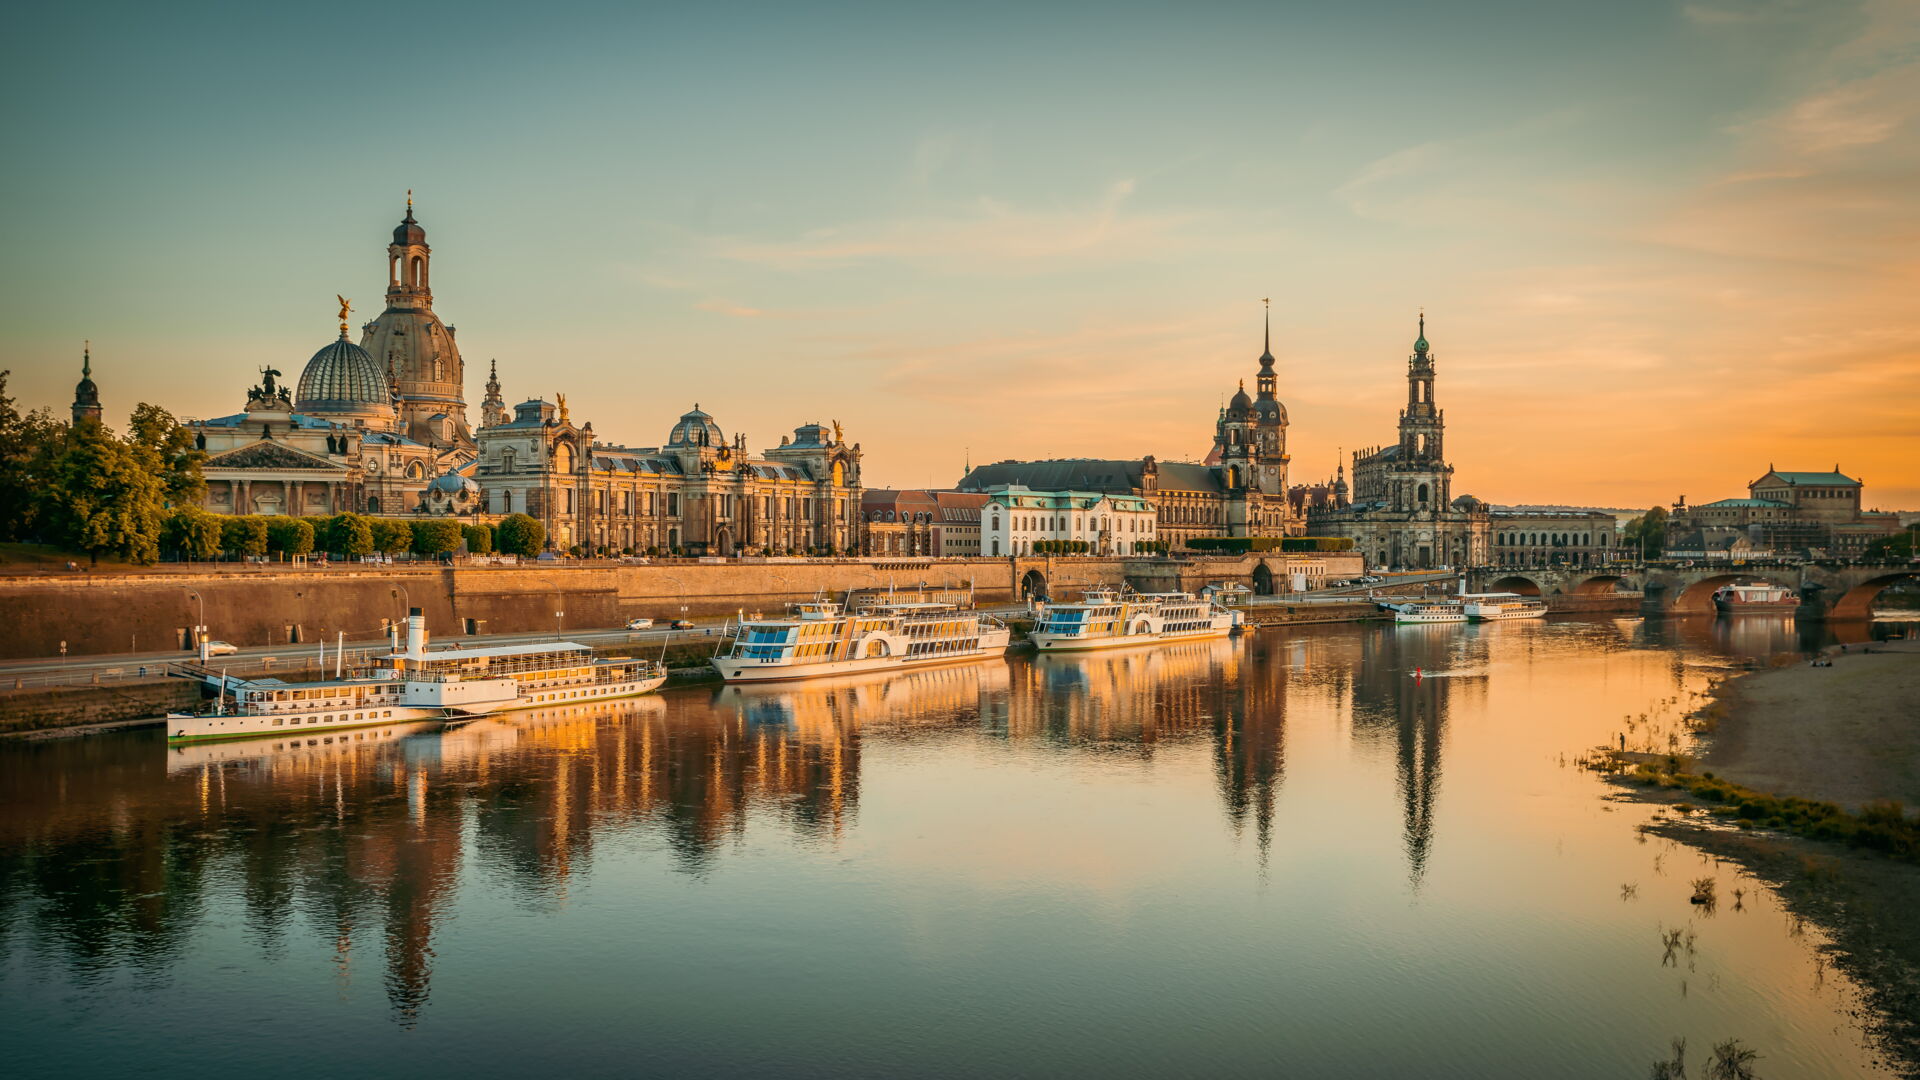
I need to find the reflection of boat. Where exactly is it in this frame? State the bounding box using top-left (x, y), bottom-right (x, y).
top-left (1387, 600), bottom-right (1467, 624)
top-left (713, 600), bottom-right (1011, 682)
top-left (1713, 582), bottom-right (1797, 614)
top-left (715, 658), bottom-right (1008, 730)
top-left (165, 720), bottom-right (442, 774)
top-left (1030, 588), bottom-right (1241, 651)
top-left (1462, 593), bottom-right (1548, 621)
top-left (167, 609), bottom-right (666, 743)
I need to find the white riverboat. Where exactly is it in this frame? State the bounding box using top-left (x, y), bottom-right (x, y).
top-left (1462, 592), bottom-right (1548, 621)
top-left (1712, 582), bottom-right (1798, 614)
top-left (712, 600), bottom-right (1012, 682)
top-left (1387, 599), bottom-right (1468, 624)
top-left (165, 609), bottom-right (666, 742)
top-left (1028, 588), bottom-right (1242, 652)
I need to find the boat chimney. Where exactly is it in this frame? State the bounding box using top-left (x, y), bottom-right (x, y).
top-left (407, 607), bottom-right (427, 655)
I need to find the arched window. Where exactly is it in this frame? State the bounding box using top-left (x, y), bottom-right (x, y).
top-left (1416, 483), bottom-right (1429, 505)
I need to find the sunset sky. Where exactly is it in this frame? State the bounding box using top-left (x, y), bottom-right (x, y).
top-left (2, 0), bottom-right (1914, 509)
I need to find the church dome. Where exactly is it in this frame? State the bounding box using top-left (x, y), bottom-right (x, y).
top-left (394, 207), bottom-right (426, 246)
top-left (666, 405), bottom-right (724, 447)
top-left (428, 471), bottom-right (480, 498)
top-left (1255, 398), bottom-right (1287, 424)
top-left (1225, 382), bottom-right (1254, 421)
top-left (296, 335), bottom-right (391, 414)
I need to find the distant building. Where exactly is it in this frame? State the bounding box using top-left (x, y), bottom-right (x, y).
top-left (70, 345), bottom-right (102, 427)
top-left (958, 313), bottom-right (1302, 546)
top-left (929, 491), bottom-right (989, 557)
top-left (1671, 467), bottom-right (1901, 559)
top-left (1308, 316), bottom-right (1491, 569)
top-left (1488, 510), bottom-right (1618, 567)
top-left (861, 489), bottom-right (939, 556)
top-left (979, 485), bottom-right (1157, 556)
top-left (1664, 527), bottom-right (1756, 562)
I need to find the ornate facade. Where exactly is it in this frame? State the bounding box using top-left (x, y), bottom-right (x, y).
top-left (1309, 317), bottom-right (1492, 569)
top-left (475, 400), bottom-right (863, 555)
top-left (1671, 467), bottom-right (1900, 558)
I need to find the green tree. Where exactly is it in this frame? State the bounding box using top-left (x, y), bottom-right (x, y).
top-left (0, 371), bottom-right (66, 542)
top-left (1867, 529), bottom-right (1916, 561)
top-left (462, 523), bottom-right (494, 555)
top-left (370, 518), bottom-right (412, 555)
top-left (1623, 506), bottom-right (1669, 559)
top-left (125, 402), bottom-right (206, 507)
top-left (41, 424), bottom-right (166, 563)
top-left (220, 515), bottom-right (269, 557)
top-left (164, 507), bottom-right (223, 560)
top-left (495, 512), bottom-right (545, 556)
top-left (411, 518), bottom-right (463, 556)
top-left (267, 516), bottom-right (315, 557)
top-left (324, 513), bottom-right (374, 557)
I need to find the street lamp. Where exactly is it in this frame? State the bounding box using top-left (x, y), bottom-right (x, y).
top-left (182, 588), bottom-right (207, 661)
top-left (391, 585), bottom-right (410, 647)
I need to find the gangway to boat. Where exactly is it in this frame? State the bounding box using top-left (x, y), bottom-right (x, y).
top-left (164, 662), bottom-right (248, 694)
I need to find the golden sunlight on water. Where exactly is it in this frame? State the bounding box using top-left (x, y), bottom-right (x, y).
top-left (0, 616), bottom-right (1906, 1078)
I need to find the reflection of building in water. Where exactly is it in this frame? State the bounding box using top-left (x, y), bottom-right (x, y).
top-left (1004, 639), bottom-right (1241, 748)
top-left (1348, 626), bottom-right (1489, 886)
top-left (1214, 635), bottom-right (1290, 861)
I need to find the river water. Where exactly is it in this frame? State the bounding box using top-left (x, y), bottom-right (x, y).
top-left (1, 616), bottom-right (1910, 1078)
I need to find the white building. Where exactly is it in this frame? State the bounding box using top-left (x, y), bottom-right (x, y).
top-left (981, 485), bottom-right (1157, 557)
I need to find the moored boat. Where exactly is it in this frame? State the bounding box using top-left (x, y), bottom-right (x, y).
top-left (712, 600), bottom-right (1011, 682)
top-left (1388, 600), bottom-right (1468, 624)
top-left (166, 609), bottom-right (666, 742)
top-left (1462, 592), bottom-right (1548, 621)
top-left (1712, 582), bottom-right (1798, 614)
top-left (1028, 588), bottom-right (1241, 651)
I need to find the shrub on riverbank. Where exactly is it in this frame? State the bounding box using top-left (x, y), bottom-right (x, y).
top-left (1613, 752), bottom-right (1920, 861)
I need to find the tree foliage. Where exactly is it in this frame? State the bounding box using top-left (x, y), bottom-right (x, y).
top-left (369, 518), bottom-right (412, 555)
top-left (41, 424), bottom-right (166, 563)
top-left (220, 515), bottom-right (269, 556)
top-left (496, 513), bottom-right (545, 556)
top-left (410, 518), bottom-right (463, 556)
top-left (266, 516), bottom-right (315, 556)
top-left (125, 402), bottom-right (205, 507)
top-left (323, 513), bottom-right (374, 557)
top-left (164, 508), bottom-right (223, 560)
top-left (462, 523), bottom-right (494, 555)
top-left (0, 371), bottom-right (67, 542)
top-left (1622, 506), bottom-right (1669, 557)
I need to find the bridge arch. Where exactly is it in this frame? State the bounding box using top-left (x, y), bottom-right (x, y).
top-left (1668, 572), bottom-right (1799, 616)
top-left (1827, 570), bottom-right (1919, 619)
top-left (1489, 574), bottom-right (1543, 597)
top-left (1573, 574), bottom-right (1629, 596)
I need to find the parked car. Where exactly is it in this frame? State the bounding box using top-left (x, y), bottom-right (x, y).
top-left (624, 618), bottom-right (655, 630)
top-left (669, 619), bottom-right (696, 630)
top-left (202, 641), bottom-right (239, 656)
top-left (1328, 580), bottom-right (1351, 588)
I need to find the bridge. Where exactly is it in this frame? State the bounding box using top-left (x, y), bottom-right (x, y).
top-left (1465, 562), bottom-right (1918, 619)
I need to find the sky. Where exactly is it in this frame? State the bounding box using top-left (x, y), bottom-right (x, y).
top-left (1, 0), bottom-right (1915, 509)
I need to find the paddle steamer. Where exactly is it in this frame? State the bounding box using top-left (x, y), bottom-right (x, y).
top-left (712, 600), bottom-right (1012, 682)
top-left (1462, 592), bottom-right (1548, 621)
top-left (1712, 582), bottom-right (1798, 614)
top-left (166, 609), bottom-right (666, 742)
top-left (1028, 588), bottom-right (1241, 651)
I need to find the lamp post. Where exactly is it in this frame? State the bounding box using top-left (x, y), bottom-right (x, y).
top-left (391, 585), bottom-right (410, 647)
top-left (183, 588), bottom-right (207, 661)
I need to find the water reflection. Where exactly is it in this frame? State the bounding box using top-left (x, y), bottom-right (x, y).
top-left (0, 619), bottom-right (1905, 1076)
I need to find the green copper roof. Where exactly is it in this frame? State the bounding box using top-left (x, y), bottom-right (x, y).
top-left (1762, 470), bottom-right (1858, 486)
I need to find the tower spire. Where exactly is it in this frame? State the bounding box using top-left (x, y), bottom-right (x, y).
top-left (1262, 297), bottom-right (1270, 356)
top-left (82, 340), bottom-right (90, 378)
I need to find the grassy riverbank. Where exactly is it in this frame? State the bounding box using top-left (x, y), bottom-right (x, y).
top-left (1588, 642), bottom-right (1920, 1076)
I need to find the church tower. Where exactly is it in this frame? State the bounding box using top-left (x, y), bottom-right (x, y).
top-left (359, 194), bottom-right (473, 449)
top-left (1393, 313), bottom-right (1452, 513)
top-left (1251, 300), bottom-right (1289, 497)
top-left (479, 360), bottom-right (507, 429)
top-left (71, 342), bottom-right (102, 427)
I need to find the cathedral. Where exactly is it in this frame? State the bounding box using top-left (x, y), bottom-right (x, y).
top-left (1306, 316), bottom-right (1492, 569)
top-left (958, 309), bottom-right (1303, 545)
top-left (182, 202), bottom-right (863, 553)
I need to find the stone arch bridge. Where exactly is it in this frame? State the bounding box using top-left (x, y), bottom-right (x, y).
top-left (1466, 562), bottom-right (1916, 619)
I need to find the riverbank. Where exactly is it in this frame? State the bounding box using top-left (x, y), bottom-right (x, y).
top-left (1702, 642), bottom-right (1920, 812)
top-left (1590, 641), bottom-right (1920, 1077)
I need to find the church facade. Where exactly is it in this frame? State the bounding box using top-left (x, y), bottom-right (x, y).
top-left (957, 314), bottom-right (1304, 544)
top-left (1308, 317), bottom-right (1492, 569)
top-left (178, 203), bottom-right (860, 552)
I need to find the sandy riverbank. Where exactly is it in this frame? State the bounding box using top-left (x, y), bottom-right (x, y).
top-left (1703, 641), bottom-right (1920, 812)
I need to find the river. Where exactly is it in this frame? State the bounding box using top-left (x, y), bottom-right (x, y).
top-left (1, 616), bottom-right (1911, 1078)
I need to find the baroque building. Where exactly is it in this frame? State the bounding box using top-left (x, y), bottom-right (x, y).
top-left (475, 400), bottom-right (863, 555)
top-left (1309, 316), bottom-right (1491, 569)
top-left (958, 313), bottom-right (1303, 545)
top-left (360, 194), bottom-right (473, 449)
